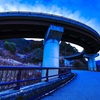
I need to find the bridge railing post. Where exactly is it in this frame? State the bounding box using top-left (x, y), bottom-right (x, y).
top-left (14, 70), bottom-right (21, 90)
top-left (58, 69), bottom-right (60, 78)
top-left (45, 69), bottom-right (49, 82)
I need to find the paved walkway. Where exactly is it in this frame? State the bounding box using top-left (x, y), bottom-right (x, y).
top-left (42, 70), bottom-right (100, 100)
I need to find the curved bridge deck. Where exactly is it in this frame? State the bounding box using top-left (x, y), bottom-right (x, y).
top-left (64, 50), bottom-right (84, 60)
top-left (42, 70), bottom-right (100, 100)
top-left (0, 12), bottom-right (100, 54)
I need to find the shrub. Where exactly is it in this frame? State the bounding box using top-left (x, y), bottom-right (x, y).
top-left (4, 41), bottom-right (16, 54)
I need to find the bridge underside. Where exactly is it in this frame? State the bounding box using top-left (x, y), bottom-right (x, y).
top-left (0, 12), bottom-right (100, 54)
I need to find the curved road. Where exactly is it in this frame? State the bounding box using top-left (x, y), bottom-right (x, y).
top-left (42, 70), bottom-right (100, 100)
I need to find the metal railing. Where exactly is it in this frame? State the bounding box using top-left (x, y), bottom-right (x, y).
top-left (0, 66), bottom-right (71, 91)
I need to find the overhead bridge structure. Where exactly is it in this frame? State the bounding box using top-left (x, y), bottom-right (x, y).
top-left (0, 12), bottom-right (100, 71)
top-left (64, 50), bottom-right (85, 60)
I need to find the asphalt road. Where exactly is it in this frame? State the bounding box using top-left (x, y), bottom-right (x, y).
top-left (42, 70), bottom-right (100, 100)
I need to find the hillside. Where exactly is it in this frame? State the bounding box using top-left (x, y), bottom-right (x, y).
top-left (0, 38), bottom-right (43, 66)
top-left (0, 38), bottom-right (87, 69)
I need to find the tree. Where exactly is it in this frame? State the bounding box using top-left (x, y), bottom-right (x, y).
top-left (4, 41), bottom-right (16, 54)
top-left (60, 41), bottom-right (78, 56)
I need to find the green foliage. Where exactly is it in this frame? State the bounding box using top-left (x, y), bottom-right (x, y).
top-left (4, 41), bottom-right (9, 49)
top-left (34, 48), bottom-right (43, 61)
top-left (31, 48), bottom-right (43, 62)
top-left (30, 41), bottom-right (43, 50)
top-left (60, 41), bottom-right (78, 56)
top-left (4, 41), bottom-right (16, 54)
top-left (24, 46), bottom-right (30, 53)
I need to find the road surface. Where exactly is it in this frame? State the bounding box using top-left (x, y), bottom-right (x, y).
top-left (42, 70), bottom-right (100, 100)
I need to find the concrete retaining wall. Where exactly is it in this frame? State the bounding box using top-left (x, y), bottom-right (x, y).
top-left (0, 73), bottom-right (74, 100)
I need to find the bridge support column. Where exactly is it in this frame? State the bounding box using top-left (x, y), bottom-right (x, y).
top-left (84, 54), bottom-right (99, 71)
top-left (42, 25), bottom-right (64, 79)
top-left (64, 59), bottom-right (70, 67)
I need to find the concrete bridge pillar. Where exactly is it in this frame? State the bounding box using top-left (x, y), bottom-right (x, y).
top-left (64, 59), bottom-right (71, 67)
top-left (43, 39), bottom-right (59, 68)
top-left (42, 25), bottom-right (64, 78)
top-left (84, 54), bottom-right (99, 71)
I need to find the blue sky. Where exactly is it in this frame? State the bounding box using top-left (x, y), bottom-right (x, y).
top-left (0, 0), bottom-right (100, 59)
